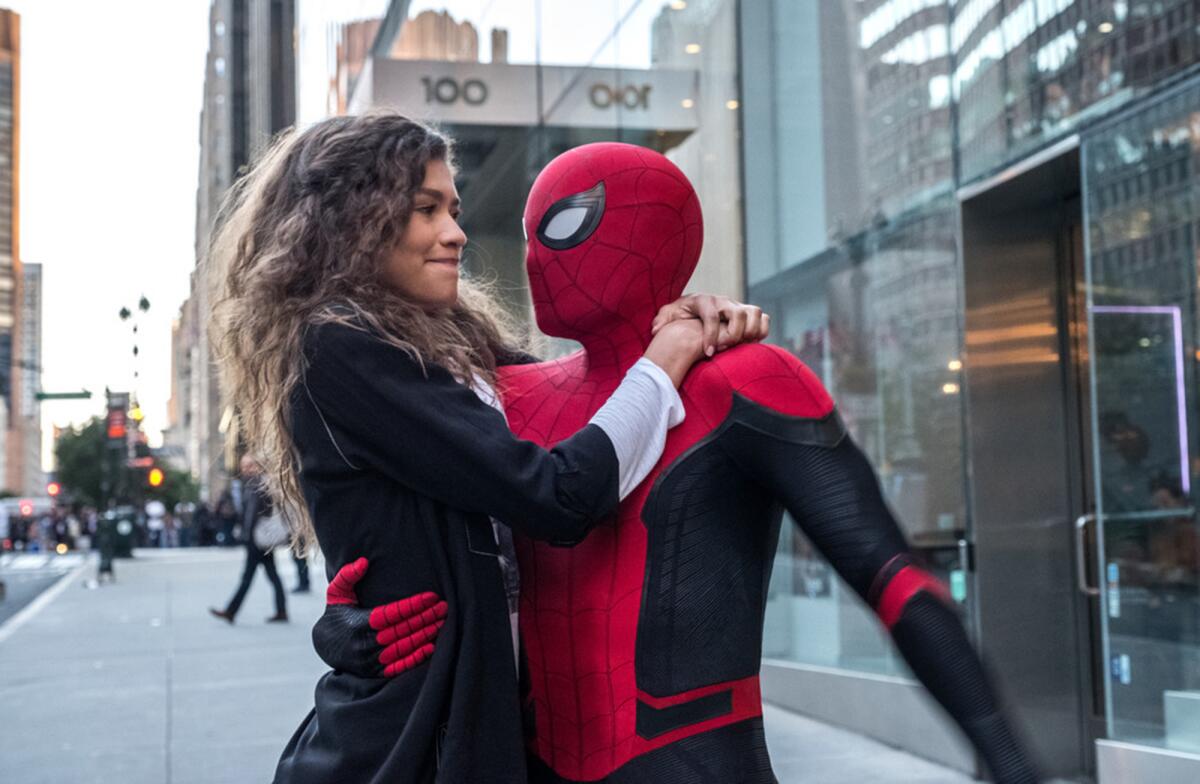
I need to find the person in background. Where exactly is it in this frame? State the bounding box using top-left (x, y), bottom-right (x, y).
top-left (145, 502), bottom-right (165, 548)
top-left (193, 502), bottom-right (216, 546)
top-left (214, 497), bottom-right (237, 546)
top-left (290, 550), bottom-right (310, 594)
top-left (208, 454), bottom-right (288, 624)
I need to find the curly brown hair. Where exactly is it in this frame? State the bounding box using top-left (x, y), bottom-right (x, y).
top-left (209, 113), bottom-right (519, 551)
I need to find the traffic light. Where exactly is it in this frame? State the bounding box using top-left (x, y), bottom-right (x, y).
top-left (105, 408), bottom-right (126, 440)
top-left (106, 391), bottom-right (130, 448)
top-left (148, 467), bottom-right (164, 488)
top-left (46, 481), bottom-right (61, 497)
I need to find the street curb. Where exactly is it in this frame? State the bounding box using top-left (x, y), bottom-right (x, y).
top-left (0, 558), bottom-right (89, 646)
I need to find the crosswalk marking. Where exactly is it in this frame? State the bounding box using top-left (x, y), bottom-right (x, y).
top-left (0, 553), bottom-right (84, 571)
top-left (7, 555), bottom-right (48, 570)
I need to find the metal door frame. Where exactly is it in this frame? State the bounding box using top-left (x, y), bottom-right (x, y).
top-left (958, 135), bottom-right (1105, 778)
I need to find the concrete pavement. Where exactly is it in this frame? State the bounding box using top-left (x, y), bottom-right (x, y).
top-left (0, 548), bottom-right (975, 783)
top-left (0, 552), bottom-right (86, 625)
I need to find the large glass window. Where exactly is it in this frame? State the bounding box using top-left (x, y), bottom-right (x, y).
top-left (955, 0), bottom-right (1200, 183)
top-left (745, 1), bottom-right (967, 677)
top-left (1084, 77), bottom-right (1200, 754)
top-left (750, 0), bottom-right (1200, 687)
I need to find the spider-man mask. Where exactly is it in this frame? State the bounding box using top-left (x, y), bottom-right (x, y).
top-left (523, 143), bottom-right (704, 341)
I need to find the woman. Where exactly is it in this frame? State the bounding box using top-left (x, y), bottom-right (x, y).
top-left (209, 113), bottom-right (765, 783)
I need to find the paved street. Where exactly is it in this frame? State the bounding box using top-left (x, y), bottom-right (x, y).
top-left (0, 552), bottom-right (87, 625)
top-left (0, 548), bottom-right (975, 784)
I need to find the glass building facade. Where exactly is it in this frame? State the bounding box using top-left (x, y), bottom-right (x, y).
top-left (1083, 78), bottom-right (1200, 764)
top-left (342, 1), bottom-right (1200, 779)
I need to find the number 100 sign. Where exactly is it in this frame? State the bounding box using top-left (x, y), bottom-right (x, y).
top-left (421, 76), bottom-right (489, 106)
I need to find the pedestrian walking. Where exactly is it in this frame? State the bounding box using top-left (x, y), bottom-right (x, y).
top-left (95, 513), bottom-right (116, 583)
top-left (208, 454), bottom-right (288, 624)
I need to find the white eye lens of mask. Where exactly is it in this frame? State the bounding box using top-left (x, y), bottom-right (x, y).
top-left (541, 206), bottom-right (589, 241)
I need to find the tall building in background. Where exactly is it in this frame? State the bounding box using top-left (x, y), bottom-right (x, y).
top-left (180, 0), bottom-right (295, 503)
top-left (330, 18), bottom-right (382, 116)
top-left (186, 0), bottom-right (239, 507)
top-left (390, 9), bottom-right (478, 62)
top-left (0, 9), bottom-right (20, 494)
top-left (18, 261), bottom-right (38, 495)
top-left (329, 11), bottom-right (492, 117)
top-left (247, 0), bottom-right (295, 158)
top-left (161, 289), bottom-right (197, 474)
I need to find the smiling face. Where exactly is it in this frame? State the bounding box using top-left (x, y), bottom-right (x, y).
top-left (382, 158), bottom-right (467, 308)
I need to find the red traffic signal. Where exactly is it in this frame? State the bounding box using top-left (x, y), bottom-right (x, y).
top-left (106, 408), bottom-right (127, 440)
top-left (148, 468), bottom-right (165, 487)
top-left (46, 482), bottom-right (61, 497)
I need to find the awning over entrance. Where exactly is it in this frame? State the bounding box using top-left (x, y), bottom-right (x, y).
top-left (352, 57), bottom-right (699, 131)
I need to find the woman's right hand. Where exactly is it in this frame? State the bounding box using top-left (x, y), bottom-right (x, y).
top-left (643, 318), bottom-right (708, 387)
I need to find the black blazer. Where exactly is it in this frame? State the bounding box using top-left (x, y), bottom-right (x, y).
top-left (274, 321), bottom-right (620, 784)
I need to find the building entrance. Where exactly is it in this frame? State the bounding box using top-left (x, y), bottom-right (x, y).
top-left (960, 140), bottom-right (1102, 781)
top-left (963, 78), bottom-right (1200, 780)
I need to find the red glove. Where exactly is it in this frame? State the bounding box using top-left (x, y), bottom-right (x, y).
top-left (314, 557), bottom-right (448, 677)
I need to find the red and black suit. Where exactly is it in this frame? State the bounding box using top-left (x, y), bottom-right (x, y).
top-left (318, 144), bottom-right (1038, 783)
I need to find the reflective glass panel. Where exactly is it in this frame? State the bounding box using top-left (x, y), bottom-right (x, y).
top-left (745, 0), bottom-right (967, 678)
top-left (956, 0), bottom-right (1200, 183)
top-left (1084, 77), bottom-right (1200, 753)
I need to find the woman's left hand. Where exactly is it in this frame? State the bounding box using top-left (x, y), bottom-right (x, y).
top-left (651, 294), bottom-right (770, 357)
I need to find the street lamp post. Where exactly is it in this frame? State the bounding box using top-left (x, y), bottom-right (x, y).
top-left (118, 295), bottom-right (151, 398)
top-left (113, 297), bottom-right (149, 518)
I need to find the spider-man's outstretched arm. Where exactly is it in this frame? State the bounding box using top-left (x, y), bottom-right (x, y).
top-left (718, 392), bottom-right (1039, 784)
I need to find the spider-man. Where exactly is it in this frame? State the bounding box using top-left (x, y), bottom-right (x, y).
top-left (315, 143), bottom-right (1039, 783)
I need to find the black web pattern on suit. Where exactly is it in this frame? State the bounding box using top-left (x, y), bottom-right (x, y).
top-left (891, 596), bottom-right (1038, 784)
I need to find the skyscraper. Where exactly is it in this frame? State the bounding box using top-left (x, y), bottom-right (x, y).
top-left (19, 261), bottom-right (39, 494)
top-left (0, 9), bottom-right (21, 494)
top-left (181, 0), bottom-right (295, 503)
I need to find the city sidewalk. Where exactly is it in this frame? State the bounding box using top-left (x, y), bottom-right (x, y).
top-left (0, 548), bottom-right (974, 784)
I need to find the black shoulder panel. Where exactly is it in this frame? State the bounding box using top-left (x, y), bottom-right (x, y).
top-left (726, 393), bottom-right (846, 448)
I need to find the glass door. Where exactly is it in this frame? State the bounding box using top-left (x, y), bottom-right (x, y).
top-left (1083, 80), bottom-right (1200, 755)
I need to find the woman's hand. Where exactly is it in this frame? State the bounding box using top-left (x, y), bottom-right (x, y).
top-left (643, 319), bottom-right (706, 387)
top-left (650, 294), bottom-right (769, 358)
